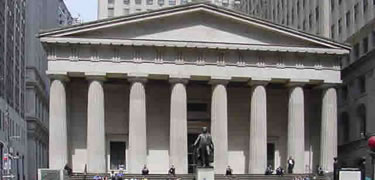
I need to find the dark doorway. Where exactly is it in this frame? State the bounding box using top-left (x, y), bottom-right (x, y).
top-left (110, 141), bottom-right (126, 170)
top-left (267, 143), bottom-right (275, 168)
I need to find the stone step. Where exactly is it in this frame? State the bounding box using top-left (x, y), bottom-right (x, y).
top-left (69, 173), bottom-right (329, 180)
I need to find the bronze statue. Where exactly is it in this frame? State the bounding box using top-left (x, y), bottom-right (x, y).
top-left (193, 127), bottom-right (214, 167)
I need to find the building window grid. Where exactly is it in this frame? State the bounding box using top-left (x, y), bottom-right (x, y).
top-left (135, 0), bottom-right (142, 5)
top-left (363, 37), bottom-right (369, 54)
top-left (346, 11), bottom-right (351, 31)
top-left (354, 43), bottom-right (360, 59)
top-left (354, 3), bottom-right (359, 21)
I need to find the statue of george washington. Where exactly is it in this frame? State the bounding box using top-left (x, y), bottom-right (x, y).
top-left (193, 127), bottom-right (214, 168)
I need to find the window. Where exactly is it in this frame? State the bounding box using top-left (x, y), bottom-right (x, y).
top-left (136, 9), bottom-right (141, 12)
top-left (297, 1), bottom-right (300, 15)
top-left (309, 14), bottom-right (312, 29)
top-left (346, 11), bottom-right (351, 27)
top-left (339, 0), bottom-right (342, 5)
top-left (331, 0), bottom-right (335, 10)
top-left (331, 25), bottom-right (335, 39)
top-left (363, 37), bottom-right (369, 53)
top-left (338, 19), bottom-right (342, 34)
top-left (359, 76), bottom-right (366, 93)
top-left (315, 7), bottom-right (319, 22)
top-left (341, 85), bottom-right (348, 100)
top-left (354, 43), bottom-right (360, 58)
top-left (158, 0), bottom-right (164, 5)
top-left (123, 0), bottom-right (129, 5)
top-left (108, 7), bottom-right (114, 17)
top-left (354, 3), bottom-right (359, 21)
top-left (364, 0), bottom-right (368, 12)
top-left (147, 0), bottom-right (153, 5)
top-left (357, 104), bottom-right (366, 138)
top-left (123, 8), bottom-right (129, 15)
top-left (303, 20), bottom-right (306, 30)
top-left (108, 0), bottom-right (114, 4)
top-left (181, 0), bottom-right (188, 4)
top-left (340, 112), bottom-right (350, 142)
top-left (135, 0), bottom-right (142, 5)
top-left (169, 0), bottom-right (176, 5)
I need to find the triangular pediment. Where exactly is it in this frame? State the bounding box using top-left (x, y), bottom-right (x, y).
top-left (39, 3), bottom-right (350, 52)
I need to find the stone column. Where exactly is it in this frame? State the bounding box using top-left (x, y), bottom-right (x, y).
top-left (87, 78), bottom-right (106, 173)
top-left (249, 83), bottom-right (267, 174)
top-left (169, 78), bottom-right (188, 174)
top-left (49, 78), bottom-right (68, 169)
top-left (128, 77), bottom-right (147, 173)
top-left (320, 87), bottom-right (337, 172)
top-left (287, 85), bottom-right (305, 173)
top-left (210, 80), bottom-right (228, 174)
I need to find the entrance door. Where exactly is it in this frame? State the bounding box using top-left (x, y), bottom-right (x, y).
top-left (267, 143), bottom-right (275, 168)
top-left (110, 141), bottom-right (126, 170)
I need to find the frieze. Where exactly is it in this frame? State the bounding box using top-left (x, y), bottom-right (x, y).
top-left (50, 45), bottom-right (342, 71)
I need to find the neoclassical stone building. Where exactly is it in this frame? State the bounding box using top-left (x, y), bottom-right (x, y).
top-left (39, 3), bottom-right (350, 175)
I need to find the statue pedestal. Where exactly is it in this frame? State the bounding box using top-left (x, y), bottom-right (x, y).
top-left (196, 167), bottom-right (214, 180)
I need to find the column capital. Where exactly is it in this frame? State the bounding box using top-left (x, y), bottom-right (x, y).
top-left (128, 77), bottom-right (148, 84)
top-left (248, 77), bottom-right (270, 87)
top-left (287, 79), bottom-right (309, 88)
top-left (48, 72), bottom-right (69, 82)
top-left (85, 72), bottom-right (106, 82)
top-left (128, 73), bottom-right (148, 84)
top-left (169, 78), bottom-right (189, 85)
top-left (209, 76), bottom-right (230, 85)
top-left (317, 83), bottom-right (339, 90)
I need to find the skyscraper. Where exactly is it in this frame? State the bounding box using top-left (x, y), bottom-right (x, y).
top-left (98, 0), bottom-right (246, 19)
top-left (25, 0), bottom-right (73, 179)
top-left (0, 0), bottom-right (27, 178)
top-left (246, 0), bottom-right (375, 176)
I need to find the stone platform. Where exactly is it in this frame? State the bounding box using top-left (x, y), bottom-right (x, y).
top-left (69, 173), bottom-right (330, 180)
top-left (196, 167), bottom-right (214, 180)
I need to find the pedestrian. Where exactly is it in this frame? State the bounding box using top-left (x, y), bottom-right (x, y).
top-left (168, 165), bottom-right (176, 176)
top-left (317, 166), bottom-right (324, 176)
top-left (276, 166), bottom-right (284, 176)
top-left (64, 164), bottom-right (72, 176)
top-left (93, 174), bottom-right (102, 180)
top-left (265, 165), bottom-right (273, 175)
top-left (142, 165), bottom-right (149, 175)
top-left (225, 166), bottom-right (233, 176)
top-left (287, 156), bottom-right (295, 174)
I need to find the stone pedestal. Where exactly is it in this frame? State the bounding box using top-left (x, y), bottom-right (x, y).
top-left (196, 168), bottom-right (215, 180)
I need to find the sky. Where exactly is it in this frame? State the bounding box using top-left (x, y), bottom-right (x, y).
top-left (64, 0), bottom-right (98, 22)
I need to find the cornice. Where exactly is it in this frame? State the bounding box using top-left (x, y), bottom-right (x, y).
top-left (40, 37), bottom-right (349, 55)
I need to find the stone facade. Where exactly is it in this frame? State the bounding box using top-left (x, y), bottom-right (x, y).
top-left (25, 0), bottom-right (73, 179)
top-left (98, 0), bottom-right (246, 18)
top-left (40, 3), bottom-right (350, 175)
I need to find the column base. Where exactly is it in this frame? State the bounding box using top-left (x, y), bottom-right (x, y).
top-left (196, 167), bottom-right (214, 180)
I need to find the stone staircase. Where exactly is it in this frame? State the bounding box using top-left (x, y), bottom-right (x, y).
top-left (69, 173), bottom-right (329, 180)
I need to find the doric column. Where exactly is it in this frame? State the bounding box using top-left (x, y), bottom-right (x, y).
top-left (320, 87), bottom-right (337, 172)
top-left (87, 77), bottom-right (106, 173)
top-left (249, 82), bottom-right (268, 174)
top-left (169, 78), bottom-right (188, 174)
top-left (210, 79), bottom-right (228, 174)
top-left (128, 77), bottom-right (147, 174)
top-left (49, 76), bottom-right (68, 169)
top-left (287, 85), bottom-right (305, 173)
